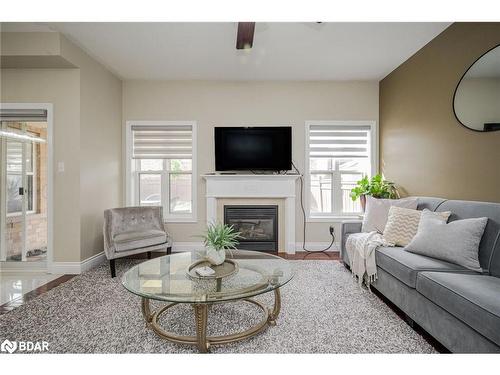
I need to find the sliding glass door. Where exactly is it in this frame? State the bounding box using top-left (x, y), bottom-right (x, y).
top-left (0, 113), bottom-right (48, 263)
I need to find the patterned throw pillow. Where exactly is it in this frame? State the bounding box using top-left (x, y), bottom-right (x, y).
top-left (383, 207), bottom-right (451, 247)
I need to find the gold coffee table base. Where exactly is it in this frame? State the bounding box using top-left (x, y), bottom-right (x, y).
top-left (141, 288), bottom-right (281, 353)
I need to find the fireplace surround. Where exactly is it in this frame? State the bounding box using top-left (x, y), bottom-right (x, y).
top-left (203, 174), bottom-right (300, 254)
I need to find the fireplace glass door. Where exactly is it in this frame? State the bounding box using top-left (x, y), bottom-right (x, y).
top-left (224, 205), bottom-right (278, 252)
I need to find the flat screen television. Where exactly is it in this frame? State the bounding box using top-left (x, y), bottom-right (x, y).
top-left (214, 127), bottom-right (292, 171)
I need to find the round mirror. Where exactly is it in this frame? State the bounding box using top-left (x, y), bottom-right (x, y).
top-left (453, 44), bottom-right (500, 132)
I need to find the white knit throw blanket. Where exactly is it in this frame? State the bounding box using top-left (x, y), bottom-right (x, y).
top-left (346, 231), bottom-right (386, 288)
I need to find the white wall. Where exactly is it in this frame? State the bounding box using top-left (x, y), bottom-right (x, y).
top-left (123, 80), bottom-right (379, 247)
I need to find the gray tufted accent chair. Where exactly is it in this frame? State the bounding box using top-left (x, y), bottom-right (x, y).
top-left (103, 206), bottom-right (172, 277)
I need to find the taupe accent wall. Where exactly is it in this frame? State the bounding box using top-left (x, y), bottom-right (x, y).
top-left (380, 23), bottom-right (500, 202)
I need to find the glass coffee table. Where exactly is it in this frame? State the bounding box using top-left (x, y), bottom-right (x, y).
top-left (122, 250), bottom-right (293, 352)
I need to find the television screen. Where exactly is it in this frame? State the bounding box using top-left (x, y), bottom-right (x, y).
top-left (215, 127), bottom-right (292, 171)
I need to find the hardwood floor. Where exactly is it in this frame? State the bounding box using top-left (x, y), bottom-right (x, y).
top-left (279, 251), bottom-right (340, 260)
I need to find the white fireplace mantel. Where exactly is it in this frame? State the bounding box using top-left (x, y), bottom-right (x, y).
top-left (202, 174), bottom-right (301, 254)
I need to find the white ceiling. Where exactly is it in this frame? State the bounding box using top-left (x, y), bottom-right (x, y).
top-left (2, 22), bottom-right (450, 81)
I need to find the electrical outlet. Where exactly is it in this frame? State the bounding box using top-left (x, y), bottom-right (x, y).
top-left (329, 225), bottom-right (335, 236)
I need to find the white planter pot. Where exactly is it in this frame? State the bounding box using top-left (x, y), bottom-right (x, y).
top-left (206, 247), bottom-right (226, 266)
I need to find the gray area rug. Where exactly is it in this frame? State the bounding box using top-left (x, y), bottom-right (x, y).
top-left (0, 259), bottom-right (436, 353)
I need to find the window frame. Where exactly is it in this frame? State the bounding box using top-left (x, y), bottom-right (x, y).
top-left (305, 120), bottom-right (378, 222)
top-left (125, 121), bottom-right (197, 223)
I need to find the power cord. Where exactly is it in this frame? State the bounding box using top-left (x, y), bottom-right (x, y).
top-left (291, 161), bottom-right (335, 253)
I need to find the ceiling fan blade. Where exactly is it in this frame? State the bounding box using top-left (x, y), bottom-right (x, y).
top-left (236, 22), bottom-right (255, 50)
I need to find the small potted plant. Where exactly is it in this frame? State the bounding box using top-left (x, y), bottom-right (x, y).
top-left (201, 222), bottom-right (242, 265)
top-left (350, 174), bottom-right (399, 211)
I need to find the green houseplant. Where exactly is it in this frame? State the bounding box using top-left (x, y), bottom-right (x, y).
top-left (350, 174), bottom-right (399, 211)
top-left (201, 222), bottom-right (242, 265)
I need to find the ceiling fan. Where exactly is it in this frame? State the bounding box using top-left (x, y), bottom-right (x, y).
top-left (236, 22), bottom-right (256, 50)
top-left (236, 22), bottom-right (323, 50)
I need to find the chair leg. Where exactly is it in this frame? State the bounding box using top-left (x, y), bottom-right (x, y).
top-left (167, 246), bottom-right (172, 255)
top-left (147, 251), bottom-right (152, 259)
top-left (110, 259), bottom-right (116, 278)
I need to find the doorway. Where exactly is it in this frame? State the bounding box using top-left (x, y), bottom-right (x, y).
top-left (0, 105), bottom-right (53, 271)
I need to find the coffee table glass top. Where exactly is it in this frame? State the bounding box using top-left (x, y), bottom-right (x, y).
top-left (122, 250), bottom-right (294, 303)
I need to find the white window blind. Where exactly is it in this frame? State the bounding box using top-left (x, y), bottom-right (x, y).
top-left (308, 124), bottom-right (371, 159)
top-left (132, 125), bottom-right (193, 159)
top-left (6, 142), bottom-right (23, 172)
top-left (0, 109), bottom-right (47, 122)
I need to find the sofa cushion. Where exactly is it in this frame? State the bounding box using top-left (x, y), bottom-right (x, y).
top-left (375, 246), bottom-right (473, 288)
top-left (114, 229), bottom-right (167, 252)
top-left (417, 272), bottom-right (500, 346)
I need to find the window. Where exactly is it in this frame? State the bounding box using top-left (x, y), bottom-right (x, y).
top-left (6, 139), bottom-right (36, 216)
top-left (126, 122), bottom-right (197, 222)
top-left (306, 121), bottom-right (376, 219)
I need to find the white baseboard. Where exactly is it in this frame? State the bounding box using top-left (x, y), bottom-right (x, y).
top-left (48, 251), bottom-right (106, 275)
top-left (46, 241), bottom-right (340, 275)
top-left (171, 242), bottom-right (204, 252)
top-left (48, 245), bottom-right (199, 275)
top-left (294, 242), bottom-right (340, 252)
top-left (172, 241), bottom-right (340, 253)
top-left (49, 245), bottom-right (199, 275)
top-left (81, 251), bottom-right (106, 272)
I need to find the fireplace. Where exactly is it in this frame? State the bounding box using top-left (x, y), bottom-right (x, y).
top-left (224, 205), bottom-right (278, 252)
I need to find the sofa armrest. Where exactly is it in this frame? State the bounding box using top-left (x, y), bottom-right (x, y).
top-left (341, 220), bottom-right (363, 235)
top-left (340, 220), bottom-right (363, 262)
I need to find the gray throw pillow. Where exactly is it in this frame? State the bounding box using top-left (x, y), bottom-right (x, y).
top-left (362, 196), bottom-right (418, 233)
top-left (404, 210), bottom-right (488, 272)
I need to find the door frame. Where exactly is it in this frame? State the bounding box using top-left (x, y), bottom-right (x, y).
top-left (0, 103), bottom-right (53, 272)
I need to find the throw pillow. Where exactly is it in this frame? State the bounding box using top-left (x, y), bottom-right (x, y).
top-left (405, 210), bottom-right (488, 272)
top-left (362, 196), bottom-right (418, 233)
top-left (383, 207), bottom-right (451, 247)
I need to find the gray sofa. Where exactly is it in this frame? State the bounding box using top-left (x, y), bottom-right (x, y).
top-left (341, 197), bottom-right (500, 353)
top-left (103, 206), bottom-right (172, 277)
